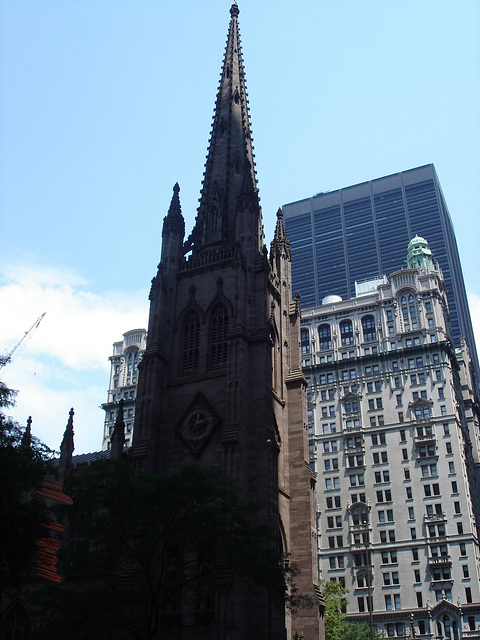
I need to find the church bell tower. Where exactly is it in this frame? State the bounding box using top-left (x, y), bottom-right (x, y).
top-left (132, 5), bottom-right (323, 638)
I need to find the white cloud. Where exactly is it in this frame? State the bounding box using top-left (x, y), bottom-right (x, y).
top-left (0, 263), bottom-right (148, 370)
top-left (3, 358), bottom-right (106, 454)
top-left (0, 263), bottom-right (149, 453)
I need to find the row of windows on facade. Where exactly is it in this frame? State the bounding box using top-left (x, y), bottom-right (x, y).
top-left (322, 421), bottom-right (451, 448)
top-left (328, 556), bottom-right (472, 598)
top-left (347, 615), bottom-right (478, 638)
top-left (308, 354), bottom-right (443, 390)
top-left (320, 422), bottom-right (450, 454)
top-left (355, 588), bottom-right (475, 615)
top-left (182, 305), bottom-right (229, 370)
top-left (314, 402), bottom-right (448, 437)
top-left (113, 375), bottom-right (137, 389)
top-left (323, 454), bottom-right (456, 478)
top-left (311, 441), bottom-right (450, 473)
top-left (312, 367), bottom-right (445, 403)
top-left (109, 408), bottom-right (135, 421)
top-left (321, 429), bottom-right (458, 484)
top-left (327, 539), bottom-right (470, 565)
top-left (355, 586), bottom-right (475, 611)
top-left (326, 501), bottom-right (460, 525)
top-left (307, 369), bottom-right (445, 417)
top-left (371, 616), bottom-right (478, 638)
top-left (324, 476), bottom-right (461, 503)
top-left (313, 391), bottom-right (445, 419)
top-left (110, 390), bottom-right (136, 403)
top-left (327, 513), bottom-right (461, 541)
top-left (304, 333), bottom-right (441, 366)
top-left (301, 297), bottom-right (435, 352)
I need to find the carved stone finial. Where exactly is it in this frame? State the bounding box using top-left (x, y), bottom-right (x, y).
top-left (230, 2), bottom-right (239, 17)
top-left (58, 407), bottom-right (75, 484)
top-left (110, 399), bottom-right (126, 460)
top-left (21, 417), bottom-right (32, 448)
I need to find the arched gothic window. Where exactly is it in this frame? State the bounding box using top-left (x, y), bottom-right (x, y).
top-left (182, 310), bottom-right (200, 372)
top-left (301, 328), bottom-right (310, 354)
top-left (318, 324), bottom-right (332, 351)
top-left (340, 319), bottom-right (354, 347)
top-left (211, 304), bottom-right (229, 366)
top-left (361, 315), bottom-right (376, 343)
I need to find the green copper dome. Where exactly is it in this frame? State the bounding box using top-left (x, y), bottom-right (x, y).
top-left (406, 235), bottom-right (435, 271)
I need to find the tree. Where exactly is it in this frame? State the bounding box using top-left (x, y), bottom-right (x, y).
top-left (0, 378), bottom-right (54, 593)
top-left (36, 460), bottom-right (289, 639)
top-left (321, 580), bottom-right (382, 640)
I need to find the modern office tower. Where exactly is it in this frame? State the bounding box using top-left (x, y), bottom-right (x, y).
top-left (101, 328), bottom-right (146, 450)
top-left (283, 164), bottom-right (480, 394)
top-left (301, 237), bottom-right (480, 638)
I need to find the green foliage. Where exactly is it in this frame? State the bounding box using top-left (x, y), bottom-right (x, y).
top-left (321, 580), bottom-right (382, 640)
top-left (323, 580), bottom-right (348, 640)
top-left (0, 380), bottom-right (54, 591)
top-left (36, 460), bottom-right (288, 639)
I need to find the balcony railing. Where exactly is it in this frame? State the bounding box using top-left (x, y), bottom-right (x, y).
top-left (414, 433), bottom-right (437, 444)
top-left (424, 513), bottom-right (446, 523)
top-left (342, 425), bottom-right (363, 435)
top-left (427, 555), bottom-right (451, 566)
top-left (343, 445), bottom-right (365, 455)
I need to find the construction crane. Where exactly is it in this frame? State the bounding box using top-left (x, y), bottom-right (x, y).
top-left (0, 312), bottom-right (47, 368)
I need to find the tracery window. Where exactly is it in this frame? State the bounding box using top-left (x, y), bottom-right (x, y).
top-left (318, 324), bottom-right (332, 351)
top-left (361, 315), bottom-right (376, 343)
top-left (340, 319), bottom-right (354, 346)
top-left (182, 310), bottom-right (200, 371)
top-left (211, 304), bottom-right (229, 366)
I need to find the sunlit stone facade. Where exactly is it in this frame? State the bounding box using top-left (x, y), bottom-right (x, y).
top-left (101, 328), bottom-right (146, 450)
top-left (301, 240), bottom-right (480, 639)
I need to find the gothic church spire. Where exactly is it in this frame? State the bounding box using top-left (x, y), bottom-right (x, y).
top-left (186, 3), bottom-right (261, 254)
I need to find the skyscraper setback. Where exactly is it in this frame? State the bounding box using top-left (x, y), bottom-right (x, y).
top-left (283, 164), bottom-right (479, 392)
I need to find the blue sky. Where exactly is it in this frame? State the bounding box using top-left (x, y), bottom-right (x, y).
top-left (1, 0), bottom-right (479, 453)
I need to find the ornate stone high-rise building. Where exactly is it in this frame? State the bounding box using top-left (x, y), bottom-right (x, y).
top-left (131, 4), bottom-right (322, 639)
top-left (100, 328), bottom-right (147, 451)
top-left (300, 237), bottom-right (480, 638)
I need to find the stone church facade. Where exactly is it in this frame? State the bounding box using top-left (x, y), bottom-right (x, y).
top-left (129, 4), bottom-right (323, 639)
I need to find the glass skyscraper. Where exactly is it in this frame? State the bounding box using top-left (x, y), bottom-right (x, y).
top-left (283, 164), bottom-right (479, 390)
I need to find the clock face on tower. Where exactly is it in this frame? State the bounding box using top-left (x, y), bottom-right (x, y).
top-left (183, 409), bottom-right (213, 441)
top-left (177, 393), bottom-right (219, 457)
